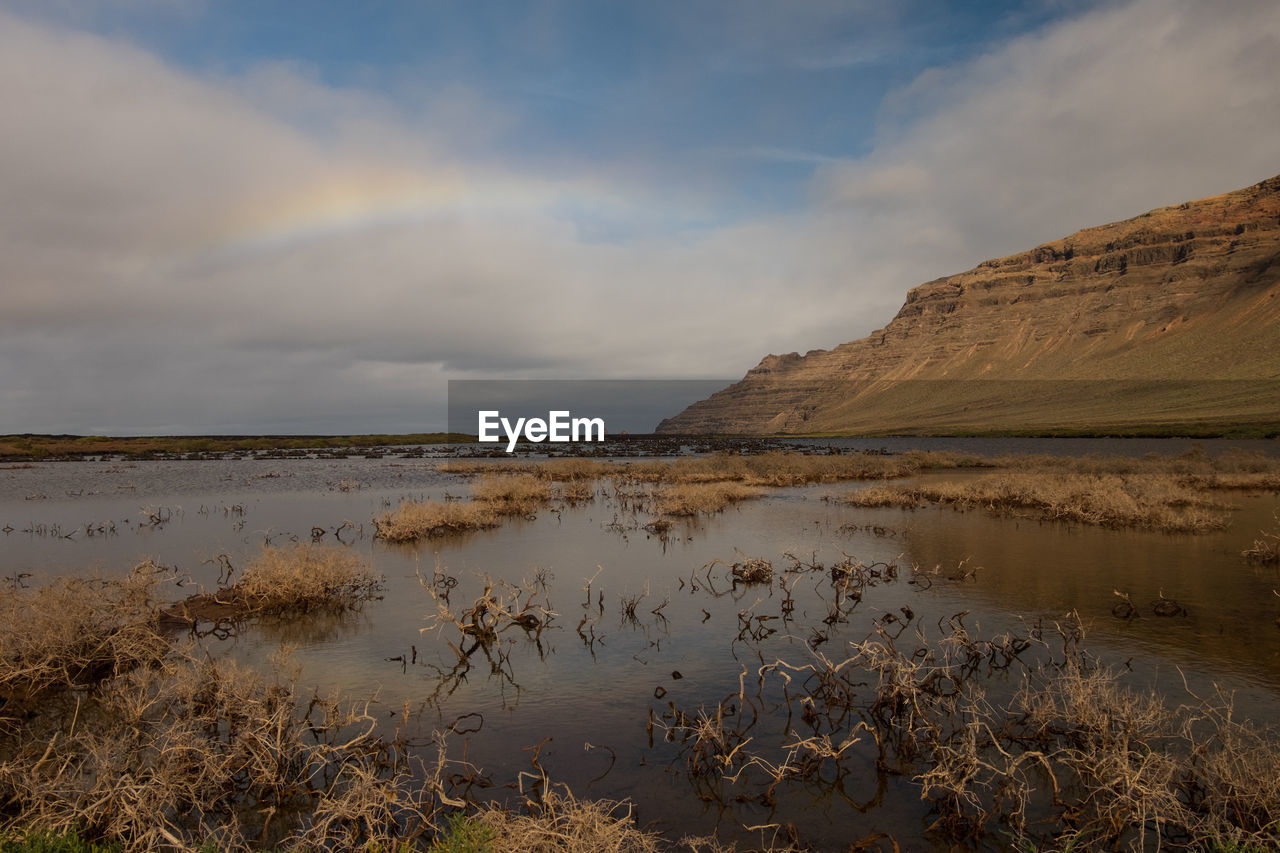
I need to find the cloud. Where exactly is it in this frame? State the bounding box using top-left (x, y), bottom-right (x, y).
top-left (0, 0), bottom-right (1278, 432)
top-left (0, 9), bottom-right (834, 431)
top-left (815, 0), bottom-right (1280, 263)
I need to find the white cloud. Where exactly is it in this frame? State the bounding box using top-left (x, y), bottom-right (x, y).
top-left (1, 0), bottom-right (1278, 432)
top-left (815, 0), bottom-right (1280, 264)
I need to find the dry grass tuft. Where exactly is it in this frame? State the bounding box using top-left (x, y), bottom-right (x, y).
top-left (374, 499), bottom-right (498, 541)
top-left (374, 475), bottom-right (558, 543)
top-left (0, 647), bottom-right (453, 852)
top-left (654, 482), bottom-right (761, 517)
top-left (558, 479), bottom-right (597, 502)
top-left (0, 563), bottom-right (173, 702)
top-left (0, 568), bottom-right (459, 852)
top-left (731, 558), bottom-right (774, 584)
top-left (1180, 472), bottom-right (1280, 491)
top-left (161, 545), bottom-right (382, 627)
top-left (845, 471), bottom-right (1231, 532)
top-left (472, 790), bottom-right (662, 852)
top-left (236, 543), bottom-right (382, 614)
top-left (471, 473), bottom-right (553, 514)
top-left (1243, 511), bottom-right (1280, 564)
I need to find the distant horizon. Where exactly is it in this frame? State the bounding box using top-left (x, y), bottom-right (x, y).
top-left (3, 0), bottom-right (1279, 434)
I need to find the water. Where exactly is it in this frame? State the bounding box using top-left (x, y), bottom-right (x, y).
top-left (2, 441), bottom-right (1278, 850)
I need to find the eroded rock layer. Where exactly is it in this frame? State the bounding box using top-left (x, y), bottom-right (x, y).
top-left (658, 175), bottom-right (1280, 435)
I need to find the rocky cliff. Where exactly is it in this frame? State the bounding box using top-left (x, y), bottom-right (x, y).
top-left (658, 175), bottom-right (1280, 435)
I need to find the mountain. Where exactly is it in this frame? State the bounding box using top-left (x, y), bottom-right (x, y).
top-left (657, 175), bottom-right (1280, 436)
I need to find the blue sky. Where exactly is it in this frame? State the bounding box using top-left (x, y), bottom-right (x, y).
top-left (1, 0), bottom-right (1278, 433)
top-left (12, 0), bottom-right (1071, 230)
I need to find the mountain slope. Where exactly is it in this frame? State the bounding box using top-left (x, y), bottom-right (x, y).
top-left (658, 175), bottom-right (1280, 436)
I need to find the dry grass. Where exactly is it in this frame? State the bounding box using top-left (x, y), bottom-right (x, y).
top-left (640, 450), bottom-right (986, 485)
top-left (0, 571), bottom-right (451, 852)
top-left (435, 449), bottom-right (1280, 537)
top-left (844, 471), bottom-right (1232, 532)
top-left (471, 473), bottom-right (553, 514)
top-left (654, 482), bottom-right (761, 517)
top-left (559, 479), bottom-right (597, 502)
top-left (0, 648), bottom-right (452, 852)
top-left (1180, 472), bottom-right (1280, 491)
top-left (665, 605), bottom-right (1280, 852)
top-left (2, 550), bottom-right (382, 706)
top-left (0, 568), bottom-right (688, 853)
top-left (0, 432), bottom-right (465, 460)
top-left (420, 572), bottom-right (553, 647)
top-left (374, 499), bottom-right (499, 542)
top-left (0, 563), bottom-right (173, 703)
top-left (471, 791), bottom-right (662, 853)
top-left (6, 534), bottom-right (1280, 850)
top-left (537, 457), bottom-right (621, 482)
top-left (442, 448), bottom-right (1280, 496)
top-left (236, 543), bottom-right (382, 614)
top-left (442, 450), bottom-right (986, 488)
top-left (1242, 511), bottom-right (1280, 563)
top-left (374, 475), bottom-right (558, 542)
top-left (731, 558), bottom-right (773, 584)
top-left (439, 458), bottom-right (618, 481)
top-left (933, 662), bottom-right (1280, 850)
top-left (991, 447), bottom-right (1280, 481)
top-left (161, 544), bottom-right (383, 625)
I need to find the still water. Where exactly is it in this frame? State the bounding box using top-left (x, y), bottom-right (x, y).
top-left (2, 440), bottom-right (1278, 850)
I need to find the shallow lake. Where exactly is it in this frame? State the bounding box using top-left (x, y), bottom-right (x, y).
top-left (2, 438), bottom-right (1278, 850)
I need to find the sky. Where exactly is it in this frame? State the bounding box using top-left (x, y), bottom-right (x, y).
top-left (1, 0), bottom-right (1278, 434)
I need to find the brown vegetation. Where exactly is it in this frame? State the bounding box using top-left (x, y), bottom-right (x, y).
top-left (437, 451), bottom-right (989, 533)
top-left (0, 432), bottom-right (467, 460)
top-left (2, 548), bottom-right (382, 707)
top-left (915, 657), bottom-right (1280, 849)
top-left (375, 474), bottom-right (563, 543)
top-left (441, 457), bottom-right (617, 481)
top-left (445, 449), bottom-right (985, 487)
top-left (1243, 511), bottom-right (1280, 563)
top-left (421, 571), bottom-right (554, 647)
top-left (6, 521), bottom-right (1280, 850)
top-left (374, 499), bottom-right (499, 542)
top-left (164, 544), bottom-right (384, 627)
top-left (835, 448), bottom-right (1280, 535)
top-left (618, 450), bottom-right (982, 486)
top-left (236, 543), bottom-right (381, 613)
top-left (471, 473), bottom-right (554, 513)
top-left (0, 566), bottom-right (668, 853)
top-left (845, 471), bottom-right (1236, 532)
top-left (469, 791), bottom-right (662, 853)
top-left (559, 479), bottom-right (597, 502)
top-left (655, 598), bottom-right (1280, 852)
top-left (0, 563), bottom-right (172, 702)
top-left (994, 446), bottom-right (1280, 482)
top-left (703, 555), bottom-right (775, 585)
top-left (654, 482), bottom-right (761, 517)
top-left (0, 567), bottom-right (435, 852)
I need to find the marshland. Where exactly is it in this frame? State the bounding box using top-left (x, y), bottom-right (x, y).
top-left (2, 437), bottom-right (1280, 852)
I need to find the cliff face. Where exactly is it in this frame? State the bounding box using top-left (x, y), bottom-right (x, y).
top-left (658, 175), bottom-right (1280, 435)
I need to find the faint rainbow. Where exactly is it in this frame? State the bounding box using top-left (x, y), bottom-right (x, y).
top-left (198, 171), bottom-right (468, 262)
top-left (189, 171), bottom-right (644, 266)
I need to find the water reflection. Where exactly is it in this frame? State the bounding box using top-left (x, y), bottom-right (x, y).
top-left (3, 448), bottom-right (1279, 850)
